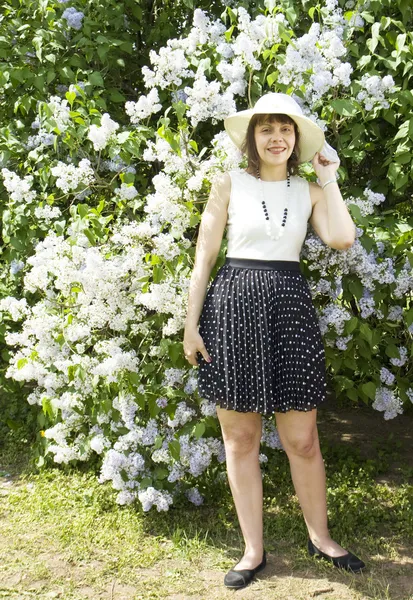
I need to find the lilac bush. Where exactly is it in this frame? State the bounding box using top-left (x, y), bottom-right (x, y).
top-left (0, 0), bottom-right (412, 511)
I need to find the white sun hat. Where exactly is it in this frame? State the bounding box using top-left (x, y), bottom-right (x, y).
top-left (224, 92), bottom-right (325, 163)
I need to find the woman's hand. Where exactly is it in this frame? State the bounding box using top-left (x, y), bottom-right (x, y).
top-left (311, 152), bottom-right (340, 183)
top-left (184, 328), bottom-right (212, 366)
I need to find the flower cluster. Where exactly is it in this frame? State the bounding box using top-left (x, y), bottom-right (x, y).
top-left (125, 88), bottom-right (163, 124)
top-left (62, 7), bottom-right (84, 30)
top-left (356, 74), bottom-right (395, 111)
top-left (278, 22), bottom-right (352, 106)
top-left (47, 95), bottom-right (72, 132)
top-left (88, 113), bottom-right (120, 151)
top-left (50, 158), bottom-right (94, 193)
top-left (372, 387), bottom-right (404, 420)
top-left (1, 169), bottom-right (36, 204)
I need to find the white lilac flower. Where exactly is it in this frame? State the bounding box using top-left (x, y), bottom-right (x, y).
top-left (116, 490), bottom-right (137, 505)
top-left (0, 297), bottom-right (30, 320)
top-left (90, 434), bottom-right (110, 454)
top-left (357, 74), bottom-right (395, 111)
top-left (167, 462), bottom-right (185, 482)
top-left (319, 303), bottom-right (353, 335)
top-left (345, 188), bottom-right (386, 217)
top-left (10, 260), bottom-right (25, 276)
top-left (151, 448), bottom-right (170, 463)
top-left (47, 95), bottom-right (71, 132)
top-left (138, 486), bottom-right (173, 512)
top-left (62, 7), bottom-right (84, 30)
top-left (390, 346), bottom-right (408, 367)
top-left (380, 368), bottom-right (395, 386)
top-left (112, 393), bottom-right (138, 430)
top-left (114, 183), bottom-right (138, 201)
top-left (50, 158), bottom-right (94, 193)
top-left (1, 169), bottom-right (36, 204)
top-left (151, 233), bottom-right (181, 261)
top-left (200, 399), bottom-right (217, 417)
top-left (335, 335), bottom-right (353, 350)
top-left (125, 88), bottom-right (163, 124)
top-left (167, 402), bottom-right (196, 429)
top-left (186, 487), bottom-right (204, 505)
top-left (34, 205), bottom-right (62, 223)
top-left (184, 74), bottom-right (236, 127)
top-left (142, 46), bottom-right (193, 90)
top-left (372, 387), bottom-right (403, 420)
top-left (26, 131), bottom-right (55, 149)
top-left (156, 397), bottom-right (168, 408)
top-left (278, 21), bottom-right (352, 105)
top-left (393, 260), bottom-right (413, 298)
top-left (87, 113), bottom-right (120, 151)
top-left (387, 306), bottom-right (403, 322)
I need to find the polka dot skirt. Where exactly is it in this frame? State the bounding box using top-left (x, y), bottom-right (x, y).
top-left (197, 257), bottom-right (328, 415)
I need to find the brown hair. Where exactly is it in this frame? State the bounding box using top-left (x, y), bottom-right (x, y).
top-left (240, 113), bottom-right (301, 177)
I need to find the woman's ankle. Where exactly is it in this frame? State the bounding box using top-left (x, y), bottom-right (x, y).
top-left (244, 543), bottom-right (264, 556)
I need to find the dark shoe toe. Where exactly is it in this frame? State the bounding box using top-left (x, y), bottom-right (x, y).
top-left (224, 569), bottom-right (247, 588)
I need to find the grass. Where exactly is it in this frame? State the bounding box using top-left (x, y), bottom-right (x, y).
top-left (0, 406), bottom-right (412, 599)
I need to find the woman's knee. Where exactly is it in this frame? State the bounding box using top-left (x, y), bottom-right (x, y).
top-left (276, 410), bottom-right (320, 458)
top-left (217, 408), bottom-right (261, 455)
top-left (281, 430), bottom-right (319, 458)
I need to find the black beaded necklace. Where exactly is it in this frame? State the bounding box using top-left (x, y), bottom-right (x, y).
top-left (255, 167), bottom-right (290, 241)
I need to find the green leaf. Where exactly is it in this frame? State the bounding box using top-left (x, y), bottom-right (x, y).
top-left (117, 131), bottom-right (130, 144)
top-left (393, 120), bottom-right (409, 140)
top-left (154, 466), bottom-right (169, 480)
top-left (109, 89), bottom-right (126, 103)
top-left (345, 317), bottom-right (358, 334)
top-left (405, 307), bottom-right (413, 327)
top-left (168, 439), bottom-right (181, 461)
top-left (10, 236), bottom-right (25, 252)
top-left (66, 91), bottom-right (76, 106)
top-left (359, 323), bottom-right (373, 346)
top-left (153, 435), bottom-right (163, 450)
top-left (361, 381), bottom-right (376, 400)
top-left (89, 71), bottom-right (104, 87)
top-left (331, 99), bottom-right (358, 117)
top-left (193, 422), bottom-right (205, 439)
top-left (385, 344), bottom-right (401, 359)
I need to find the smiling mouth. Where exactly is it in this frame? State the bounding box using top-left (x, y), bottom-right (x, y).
top-left (267, 148), bottom-right (286, 155)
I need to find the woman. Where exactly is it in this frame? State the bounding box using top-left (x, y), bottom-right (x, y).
top-left (183, 92), bottom-right (365, 590)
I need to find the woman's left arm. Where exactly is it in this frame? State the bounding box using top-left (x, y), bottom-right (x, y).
top-left (311, 152), bottom-right (356, 248)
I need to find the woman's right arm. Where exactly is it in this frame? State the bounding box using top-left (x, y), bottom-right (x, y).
top-left (183, 171), bottom-right (231, 365)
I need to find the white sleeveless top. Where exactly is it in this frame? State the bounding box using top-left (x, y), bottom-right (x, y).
top-left (226, 169), bottom-right (312, 261)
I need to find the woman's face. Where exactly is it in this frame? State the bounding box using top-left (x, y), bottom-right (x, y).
top-left (254, 118), bottom-right (296, 167)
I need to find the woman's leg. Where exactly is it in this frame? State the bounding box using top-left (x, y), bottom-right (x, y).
top-left (217, 406), bottom-right (264, 569)
top-left (275, 408), bottom-right (347, 556)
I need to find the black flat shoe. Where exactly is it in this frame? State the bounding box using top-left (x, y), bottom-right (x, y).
top-left (308, 538), bottom-right (366, 573)
top-left (224, 550), bottom-right (267, 589)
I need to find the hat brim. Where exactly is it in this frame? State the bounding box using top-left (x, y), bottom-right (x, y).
top-left (224, 110), bottom-right (325, 163)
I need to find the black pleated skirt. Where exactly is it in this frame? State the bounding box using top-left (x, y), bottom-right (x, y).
top-left (196, 257), bottom-right (327, 415)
